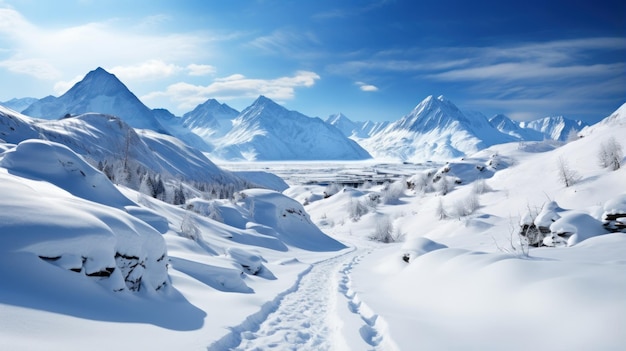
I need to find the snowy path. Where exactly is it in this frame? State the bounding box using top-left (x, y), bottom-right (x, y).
top-left (208, 248), bottom-right (396, 351)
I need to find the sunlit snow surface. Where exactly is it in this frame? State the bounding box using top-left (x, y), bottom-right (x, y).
top-left (1, 103), bottom-right (625, 350)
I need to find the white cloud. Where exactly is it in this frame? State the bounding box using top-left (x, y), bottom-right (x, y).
top-left (142, 71), bottom-right (321, 111)
top-left (109, 60), bottom-right (183, 81)
top-left (53, 75), bottom-right (83, 95)
top-left (186, 64), bottom-right (216, 76)
top-left (356, 81), bottom-right (379, 92)
top-left (0, 7), bottom-right (215, 82)
top-left (429, 62), bottom-right (624, 82)
top-left (0, 58), bottom-right (61, 80)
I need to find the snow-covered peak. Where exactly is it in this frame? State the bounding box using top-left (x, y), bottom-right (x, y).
top-left (211, 96), bottom-right (371, 161)
top-left (326, 113), bottom-right (359, 137)
top-left (181, 98), bottom-right (239, 140)
top-left (359, 95), bottom-right (515, 161)
top-left (70, 67), bottom-right (126, 96)
top-left (521, 115), bottom-right (588, 141)
top-left (489, 114), bottom-right (518, 130)
top-left (395, 94), bottom-right (469, 132)
top-left (1, 97), bottom-right (38, 113)
top-left (22, 67), bottom-right (168, 133)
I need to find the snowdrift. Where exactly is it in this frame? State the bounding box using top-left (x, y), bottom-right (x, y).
top-left (0, 140), bottom-right (168, 293)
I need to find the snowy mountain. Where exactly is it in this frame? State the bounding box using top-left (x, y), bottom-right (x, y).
top-left (521, 115), bottom-right (588, 141)
top-left (182, 98), bottom-right (239, 140)
top-left (0, 105), bottom-right (245, 190)
top-left (360, 95), bottom-right (516, 161)
top-left (489, 113), bottom-right (546, 141)
top-left (325, 112), bottom-right (389, 139)
top-left (325, 113), bottom-right (358, 137)
top-left (211, 96), bottom-right (372, 161)
top-left (22, 67), bottom-right (168, 133)
top-left (1, 97), bottom-right (38, 112)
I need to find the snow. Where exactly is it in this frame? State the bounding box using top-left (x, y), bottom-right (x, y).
top-left (1, 78), bottom-right (625, 350)
top-left (359, 95), bottom-right (517, 162)
top-left (210, 96), bottom-right (372, 161)
top-left (23, 67), bottom-right (168, 133)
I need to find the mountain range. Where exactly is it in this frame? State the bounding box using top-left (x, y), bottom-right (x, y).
top-left (3, 67), bottom-right (594, 162)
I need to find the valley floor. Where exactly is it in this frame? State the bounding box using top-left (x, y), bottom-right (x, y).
top-left (2, 135), bottom-right (626, 350)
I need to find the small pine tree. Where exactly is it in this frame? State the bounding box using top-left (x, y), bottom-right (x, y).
top-left (173, 183), bottom-right (186, 205)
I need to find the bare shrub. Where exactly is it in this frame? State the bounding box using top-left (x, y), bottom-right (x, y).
top-left (382, 179), bottom-right (407, 204)
top-left (472, 179), bottom-right (491, 194)
top-left (370, 216), bottom-right (401, 243)
top-left (557, 156), bottom-right (580, 187)
top-left (598, 137), bottom-right (623, 171)
top-left (436, 197), bottom-right (448, 220)
top-left (452, 193), bottom-right (479, 218)
top-left (349, 198), bottom-right (369, 221)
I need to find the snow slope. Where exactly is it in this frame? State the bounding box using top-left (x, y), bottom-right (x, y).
top-left (0, 137), bottom-right (348, 350)
top-left (211, 96), bottom-right (372, 161)
top-left (1, 84), bottom-right (624, 351)
top-left (0, 105), bottom-right (245, 188)
top-left (294, 102), bottom-right (626, 350)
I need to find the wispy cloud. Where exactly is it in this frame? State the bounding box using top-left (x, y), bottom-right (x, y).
top-left (109, 60), bottom-right (183, 81)
top-left (356, 81), bottom-right (379, 92)
top-left (329, 37), bottom-right (626, 120)
top-left (142, 71), bottom-right (321, 111)
top-left (0, 7), bottom-right (217, 83)
top-left (186, 64), bottom-right (216, 76)
top-left (248, 28), bottom-right (321, 57)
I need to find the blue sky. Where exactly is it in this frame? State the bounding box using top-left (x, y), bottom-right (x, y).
top-left (0, 0), bottom-right (624, 123)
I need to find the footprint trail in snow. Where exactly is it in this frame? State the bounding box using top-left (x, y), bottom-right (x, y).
top-left (222, 249), bottom-right (394, 351)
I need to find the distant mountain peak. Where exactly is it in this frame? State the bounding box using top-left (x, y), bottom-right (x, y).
top-left (22, 67), bottom-right (167, 132)
top-left (252, 95), bottom-right (275, 106)
top-left (70, 67), bottom-right (128, 97)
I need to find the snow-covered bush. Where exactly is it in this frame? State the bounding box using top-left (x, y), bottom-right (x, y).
top-left (369, 216), bottom-right (400, 243)
top-left (382, 179), bottom-right (407, 204)
top-left (556, 156), bottom-right (580, 187)
top-left (180, 212), bottom-right (201, 241)
top-left (435, 175), bottom-right (450, 195)
top-left (598, 137), bottom-right (623, 171)
top-left (436, 197), bottom-right (448, 220)
top-left (186, 198), bottom-right (224, 223)
top-left (518, 207), bottom-right (542, 247)
top-left (472, 178), bottom-right (492, 194)
top-left (349, 198), bottom-right (369, 221)
top-left (518, 201), bottom-right (564, 247)
top-left (323, 182), bottom-right (342, 198)
top-left (452, 193), bottom-right (480, 218)
top-left (407, 172), bottom-right (432, 193)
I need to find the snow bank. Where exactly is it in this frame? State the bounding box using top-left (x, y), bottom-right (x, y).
top-left (0, 140), bottom-right (168, 293)
top-left (0, 139), bottom-right (134, 208)
top-left (240, 189), bottom-right (346, 251)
